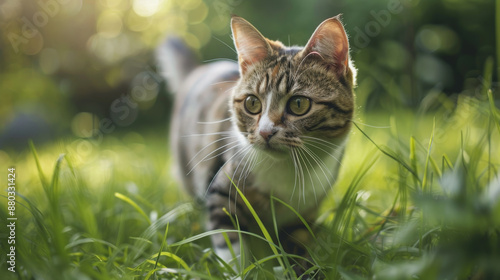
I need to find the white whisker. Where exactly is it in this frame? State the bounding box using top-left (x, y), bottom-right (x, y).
top-left (291, 148), bottom-right (305, 206)
top-left (203, 143), bottom-right (243, 162)
top-left (292, 51), bottom-right (320, 82)
top-left (227, 146), bottom-right (254, 215)
top-left (296, 147), bottom-right (316, 206)
top-left (223, 85), bottom-right (238, 95)
top-left (212, 36), bottom-right (237, 54)
top-left (197, 118), bottom-right (232, 125)
top-left (301, 145), bottom-right (331, 198)
top-left (290, 148), bottom-right (299, 201)
top-left (233, 146), bottom-right (253, 186)
top-left (302, 145), bottom-right (334, 182)
top-left (303, 140), bottom-right (344, 168)
top-left (186, 135), bottom-right (238, 166)
top-left (241, 149), bottom-right (258, 186)
top-left (301, 136), bottom-right (341, 148)
top-left (351, 120), bottom-right (391, 128)
top-left (203, 58), bottom-right (238, 63)
top-left (229, 147), bottom-right (253, 212)
top-left (205, 145), bottom-right (252, 197)
top-left (187, 140), bottom-right (241, 175)
top-left (208, 80), bottom-right (238, 87)
top-left (182, 131), bottom-right (247, 138)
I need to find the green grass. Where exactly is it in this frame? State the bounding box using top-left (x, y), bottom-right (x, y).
top-left (1, 74), bottom-right (500, 279)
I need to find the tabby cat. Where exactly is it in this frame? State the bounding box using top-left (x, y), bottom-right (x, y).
top-left (157, 15), bottom-right (356, 274)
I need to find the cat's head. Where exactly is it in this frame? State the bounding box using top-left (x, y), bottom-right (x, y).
top-left (230, 15), bottom-right (356, 157)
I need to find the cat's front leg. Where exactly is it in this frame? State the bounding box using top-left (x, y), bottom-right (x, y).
top-left (205, 174), bottom-right (251, 274)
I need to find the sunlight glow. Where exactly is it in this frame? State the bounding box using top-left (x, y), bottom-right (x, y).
top-left (133, 0), bottom-right (161, 17)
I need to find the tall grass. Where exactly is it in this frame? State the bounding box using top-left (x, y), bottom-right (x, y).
top-left (1, 66), bottom-right (500, 279)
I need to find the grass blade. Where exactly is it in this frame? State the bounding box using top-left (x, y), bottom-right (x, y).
top-left (115, 192), bottom-right (151, 225)
top-left (496, 0), bottom-right (500, 83)
top-left (29, 140), bottom-right (48, 192)
top-left (270, 196), bottom-right (296, 279)
top-left (409, 136), bottom-right (420, 187)
top-left (153, 223), bottom-right (169, 272)
top-left (50, 153), bottom-right (65, 204)
top-left (242, 254), bottom-right (310, 275)
top-left (422, 119), bottom-right (436, 191)
top-left (226, 175), bottom-right (286, 270)
top-left (148, 251), bottom-right (190, 271)
top-left (222, 207), bottom-right (244, 273)
top-left (488, 90), bottom-right (500, 134)
top-left (354, 122), bottom-right (420, 182)
top-left (480, 56), bottom-right (494, 97)
top-left (271, 196), bottom-right (315, 239)
top-left (170, 229), bottom-right (278, 248)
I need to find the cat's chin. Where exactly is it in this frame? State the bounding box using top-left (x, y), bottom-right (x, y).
top-left (254, 144), bottom-right (290, 160)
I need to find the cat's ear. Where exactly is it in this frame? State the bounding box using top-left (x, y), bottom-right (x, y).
top-left (302, 16), bottom-right (350, 76)
top-left (231, 16), bottom-right (272, 75)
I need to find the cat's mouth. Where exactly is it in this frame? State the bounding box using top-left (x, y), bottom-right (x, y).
top-left (248, 134), bottom-right (302, 159)
top-left (253, 142), bottom-right (292, 159)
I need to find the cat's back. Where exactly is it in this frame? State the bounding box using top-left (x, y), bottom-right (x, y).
top-left (174, 60), bottom-right (240, 111)
top-left (170, 59), bottom-right (240, 196)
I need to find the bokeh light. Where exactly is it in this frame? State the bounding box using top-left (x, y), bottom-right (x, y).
top-left (187, 1), bottom-right (208, 24)
top-left (0, 0), bottom-right (22, 21)
top-left (416, 25), bottom-right (460, 54)
top-left (190, 22), bottom-right (211, 46)
top-left (39, 48), bottom-right (60, 75)
top-left (97, 11), bottom-right (123, 38)
top-left (178, 0), bottom-right (202, 10)
top-left (133, 0), bottom-right (161, 17)
top-left (101, 0), bottom-right (124, 9)
top-left (126, 10), bottom-right (153, 32)
top-left (59, 0), bottom-right (83, 17)
top-left (71, 112), bottom-right (100, 138)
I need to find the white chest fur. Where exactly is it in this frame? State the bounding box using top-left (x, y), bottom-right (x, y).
top-left (250, 139), bottom-right (346, 222)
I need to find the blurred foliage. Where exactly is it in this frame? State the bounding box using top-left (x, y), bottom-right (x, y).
top-left (0, 0), bottom-right (497, 150)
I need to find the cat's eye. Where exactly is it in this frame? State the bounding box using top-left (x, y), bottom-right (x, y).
top-left (287, 96), bottom-right (311, 116)
top-left (244, 95), bottom-right (262, 114)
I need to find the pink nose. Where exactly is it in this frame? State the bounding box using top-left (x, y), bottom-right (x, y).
top-left (259, 129), bottom-right (276, 142)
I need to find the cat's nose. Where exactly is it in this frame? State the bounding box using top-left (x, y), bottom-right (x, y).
top-left (259, 129), bottom-right (276, 142)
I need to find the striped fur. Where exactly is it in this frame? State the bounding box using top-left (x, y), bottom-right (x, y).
top-left (158, 15), bottom-right (356, 274)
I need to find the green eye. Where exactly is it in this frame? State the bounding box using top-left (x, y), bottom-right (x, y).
top-left (244, 95), bottom-right (262, 114)
top-left (288, 96), bottom-right (311, 116)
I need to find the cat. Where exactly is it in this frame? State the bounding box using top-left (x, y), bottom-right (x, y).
top-left (157, 14), bottom-right (356, 276)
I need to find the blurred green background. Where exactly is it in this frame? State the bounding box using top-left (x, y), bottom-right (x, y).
top-left (0, 0), bottom-right (497, 154)
top-left (0, 1), bottom-right (499, 279)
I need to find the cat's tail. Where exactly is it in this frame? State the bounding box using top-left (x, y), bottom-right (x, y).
top-left (156, 37), bottom-right (198, 93)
